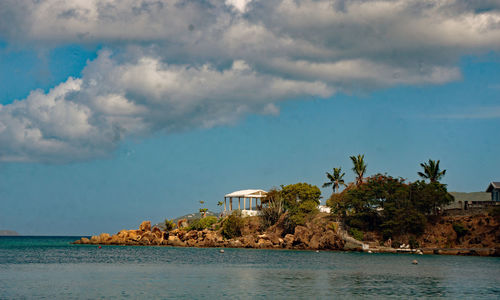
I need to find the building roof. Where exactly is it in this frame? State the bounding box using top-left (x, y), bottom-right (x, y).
top-left (225, 189), bottom-right (267, 198)
top-left (486, 182), bottom-right (500, 192)
top-left (449, 192), bottom-right (490, 202)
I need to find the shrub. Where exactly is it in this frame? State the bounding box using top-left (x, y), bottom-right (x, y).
top-left (221, 211), bottom-right (244, 239)
top-left (189, 216), bottom-right (218, 231)
top-left (164, 219), bottom-right (175, 231)
top-left (452, 223), bottom-right (469, 241)
top-left (349, 227), bottom-right (364, 241)
top-left (489, 206), bottom-right (500, 222)
top-left (408, 236), bottom-right (419, 249)
top-left (260, 198), bottom-right (284, 228)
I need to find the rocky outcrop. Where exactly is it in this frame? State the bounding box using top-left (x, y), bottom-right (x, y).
top-left (72, 214), bottom-right (345, 251)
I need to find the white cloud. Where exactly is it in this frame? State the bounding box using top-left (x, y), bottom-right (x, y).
top-left (0, 0), bottom-right (499, 162)
top-left (0, 51), bottom-right (332, 162)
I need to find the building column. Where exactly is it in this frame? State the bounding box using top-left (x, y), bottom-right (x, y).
top-left (230, 197), bottom-right (233, 211)
top-left (224, 197), bottom-right (227, 212)
top-left (250, 197), bottom-right (252, 211)
top-left (243, 197), bottom-right (246, 210)
top-left (238, 197), bottom-right (241, 210)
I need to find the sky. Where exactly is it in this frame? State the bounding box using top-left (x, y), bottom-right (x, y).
top-left (0, 0), bottom-right (499, 235)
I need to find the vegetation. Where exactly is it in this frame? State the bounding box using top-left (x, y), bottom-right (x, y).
top-left (322, 167), bottom-right (346, 193)
top-left (189, 216), bottom-right (218, 231)
top-left (350, 154), bottom-right (367, 185)
top-left (327, 174), bottom-right (453, 240)
top-left (280, 183), bottom-right (321, 233)
top-left (222, 211), bottom-right (244, 239)
top-left (260, 188), bottom-right (284, 228)
top-left (199, 201), bottom-right (208, 217)
top-left (452, 223), bottom-right (469, 241)
top-left (164, 219), bottom-right (176, 231)
top-left (418, 159), bottom-right (446, 182)
top-left (349, 227), bottom-right (364, 241)
top-left (489, 206), bottom-right (500, 222)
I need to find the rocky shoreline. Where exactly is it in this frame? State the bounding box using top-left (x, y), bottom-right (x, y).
top-left (73, 218), bottom-right (499, 256)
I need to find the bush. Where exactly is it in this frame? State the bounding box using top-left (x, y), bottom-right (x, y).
top-left (408, 236), bottom-right (419, 249)
top-left (260, 199), bottom-right (284, 228)
top-left (489, 206), bottom-right (500, 222)
top-left (221, 211), bottom-right (244, 239)
top-left (189, 216), bottom-right (218, 231)
top-left (164, 219), bottom-right (175, 231)
top-left (452, 223), bottom-right (469, 241)
top-left (349, 227), bottom-right (364, 241)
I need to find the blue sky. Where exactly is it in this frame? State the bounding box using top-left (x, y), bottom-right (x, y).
top-left (0, 0), bottom-right (499, 235)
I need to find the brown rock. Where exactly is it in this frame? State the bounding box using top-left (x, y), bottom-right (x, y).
top-left (152, 227), bottom-right (163, 239)
top-left (80, 237), bottom-right (90, 244)
top-left (284, 234), bottom-right (295, 247)
top-left (257, 238), bottom-right (273, 248)
top-left (139, 221), bottom-right (151, 232)
top-left (168, 235), bottom-right (186, 247)
top-left (228, 240), bottom-right (243, 248)
top-left (294, 226), bottom-right (312, 246)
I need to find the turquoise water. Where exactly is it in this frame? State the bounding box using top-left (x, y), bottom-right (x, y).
top-left (1, 237), bottom-right (499, 299)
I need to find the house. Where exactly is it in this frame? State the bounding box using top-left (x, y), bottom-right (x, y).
top-left (486, 182), bottom-right (500, 202)
top-left (445, 192), bottom-right (491, 211)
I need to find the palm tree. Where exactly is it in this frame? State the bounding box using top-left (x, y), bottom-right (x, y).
top-left (418, 159), bottom-right (446, 182)
top-left (350, 154), bottom-right (367, 185)
top-left (322, 167), bottom-right (347, 193)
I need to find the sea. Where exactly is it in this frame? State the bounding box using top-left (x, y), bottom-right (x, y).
top-left (0, 236), bottom-right (499, 299)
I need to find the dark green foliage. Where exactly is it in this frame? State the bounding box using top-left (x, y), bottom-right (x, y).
top-left (221, 211), bottom-right (244, 239)
top-left (328, 174), bottom-right (453, 239)
top-left (323, 167), bottom-right (346, 193)
top-left (452, 223), bottom-right (469, 241)
top-left (418, 159), bottom-right (446, 182)
top-left (266, 183), bottom-right (322, 234)
top-left (489, 206), bottom-right (500, 222)
top-left (189, 216), bottom-right (218, 231)
top-left (350, 154), bottom-right (367, 185)
top-left (408, 236), bottom-right (420, 249)
top-left (164, 219), bottom-right (175, 231)
top-left (349, 228), bottom-right (364, 241)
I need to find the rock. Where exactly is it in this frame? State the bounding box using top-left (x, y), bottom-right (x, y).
top-left (416, 250), bottom-right (423, 255)
top-left (139, 221), bottom-right (151, 232)
top-left (168, 235), bottom-right (186, 247)
top-left (412, 260), bottom-right (418, 265)
top-left (318, 230), bottom-right (343, 250)
top-left (228, 240), bottom-right (243, 248)
top-left (152, 227), bottom-right (162, 238)
top-left (308, 234), bottom-right (321, 249)
top-left (220, 249), bottom-right (225, 253)
top-left (80, 237), bottom-right (90, 244)
top-left (257, 238), bottom-right (273, 248)
top-left (284, 234), bottom-right (295, 247)
top-left (294, 226), bottom-right (312, 246)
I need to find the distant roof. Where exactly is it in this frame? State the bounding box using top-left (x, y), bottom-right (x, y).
top-left (486, 182), bottom-right (500, 192)
top-left (225, 189), bottom-right (267, 198)
top-left (449, 192), bottom-right (490, 202)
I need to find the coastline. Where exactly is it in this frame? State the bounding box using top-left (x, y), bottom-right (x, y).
top-left (73, 214), bottom-right (500, 257)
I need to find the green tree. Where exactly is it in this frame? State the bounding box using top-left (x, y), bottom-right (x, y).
top-left (199, 200), bottom-right (208, 217)
top-left (418, 159), bottom-right (446, 182)
top-left (322, 167), bottom-right (347, 193)
top-left (350, 154), bottom-right (367, 185)
top-left (281, 182), bottom-right (321, 209)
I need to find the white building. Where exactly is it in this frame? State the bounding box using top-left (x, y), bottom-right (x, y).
top-left (223, 189), bottom-right (267, 217)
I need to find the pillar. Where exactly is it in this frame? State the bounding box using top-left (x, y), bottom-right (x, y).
top-left (250, 197), bottom-right (252, 211)
top-left (238, 197), bottom-right (241, 210)
top-left (224, 197), bottom-right (227, 211)
top-left (243, 197), bottom-right (246, 210)
top-left (230, 197), bottom-right (233, 210)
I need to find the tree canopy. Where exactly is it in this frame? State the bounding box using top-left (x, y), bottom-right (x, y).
top-left (418, 159), bottom-right (446, 182)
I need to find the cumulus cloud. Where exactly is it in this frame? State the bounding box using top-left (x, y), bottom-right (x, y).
top-left (0, 0), bottom-right (499, 162)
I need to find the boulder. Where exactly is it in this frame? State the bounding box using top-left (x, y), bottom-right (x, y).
top-left (80, 237), bottom-right (90, 244)
top-left (318, 230), bottom-right (343, 250)
top-left (168, 235), bottom-right (186, 247)
top-left (294, 226), bottom-right (312, 246)
top-left (139, 221), bottom-right (151, 232)
top-left (284, 234), bottom-right (295, 247)
top-left (152, 227), bottom-right (163, 239)
top-left (257, 238), bottom-right (273, 248)
top-left (228, 240), bottom-right (243, 248)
